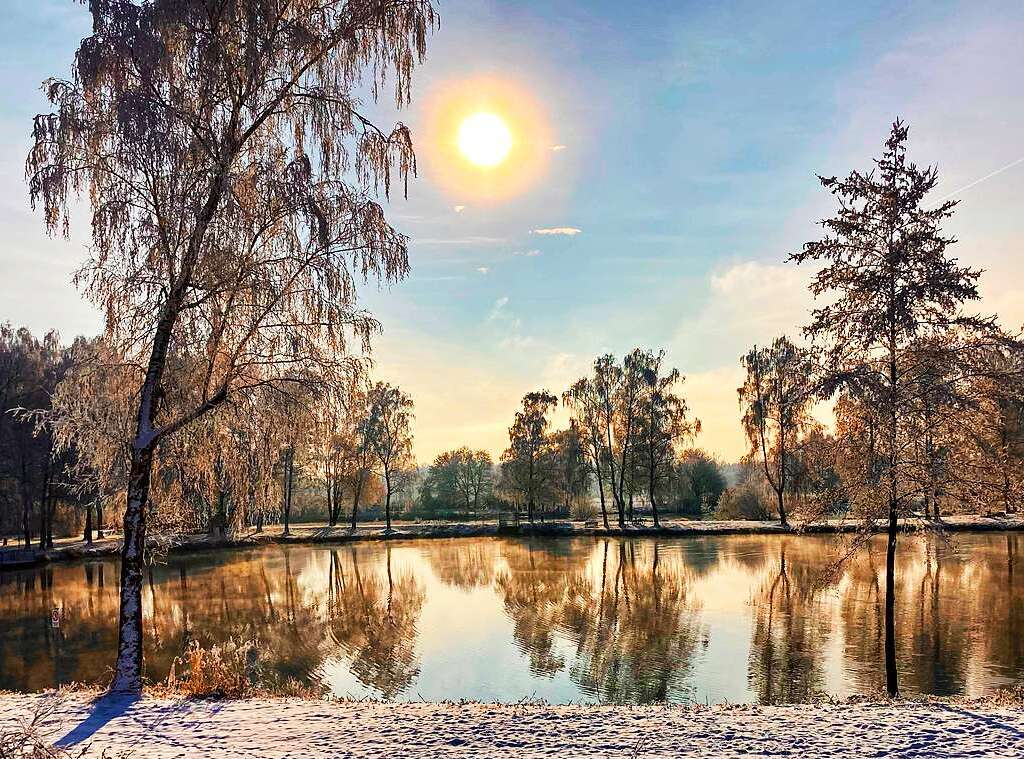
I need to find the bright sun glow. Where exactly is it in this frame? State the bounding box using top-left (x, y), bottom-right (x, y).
top-left (457, 112), bottom-right (513, 168)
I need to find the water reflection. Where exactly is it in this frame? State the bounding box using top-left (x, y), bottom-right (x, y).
top-left (0, 534), bottom-right (1021, 703)
top-left (324, 545), bottom-right (424, 697)
top-left (747, 546), bottom-right (828, 703)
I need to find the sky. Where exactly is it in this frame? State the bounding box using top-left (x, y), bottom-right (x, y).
top-left (1, 0), bottom-right (1023, 464)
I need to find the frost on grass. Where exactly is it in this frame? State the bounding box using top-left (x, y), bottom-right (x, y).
top-left (2, 692), bottom-right (1024, 758)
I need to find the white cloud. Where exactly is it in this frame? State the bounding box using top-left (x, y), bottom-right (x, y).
top-left (666, 260), bottom-right (817, 462)
top-left (487, 296), bottom-right (509, 321)
top-left (531, 227), bottom-right (581, 236)
top-left (454, 205), bottom-right (466, 213)
top-left (512, 249), bottom-right (542, 257)
top-left (476, 266), bottom-right (490, 274)
top-left (550, 145), bottom-right (567, 152)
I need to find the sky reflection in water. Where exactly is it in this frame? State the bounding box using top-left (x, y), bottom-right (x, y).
top-left (1, 533), bottom-right (1022, 704)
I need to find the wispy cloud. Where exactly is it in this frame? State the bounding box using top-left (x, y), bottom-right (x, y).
top-left (487, 296), bottom-right (510, 321)
top-left (477, 266), bottom-right (490, 274)
top-left (512, 249), bottom-right (542, 257)
top-left (454, 205), bottom-right (466, 213)
top-left (531, 227), bottom-right (582, 236)
top-left (551, 145), bottom-right (567, 152)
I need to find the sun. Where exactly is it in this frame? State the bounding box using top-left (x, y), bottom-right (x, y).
top-left (457, 112), bottom-right (513, 168)
top-left (421, 76), bottom-right (551, 201)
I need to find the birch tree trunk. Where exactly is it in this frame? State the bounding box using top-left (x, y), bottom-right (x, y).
top-left (110, 443), bottom-right (154, 692)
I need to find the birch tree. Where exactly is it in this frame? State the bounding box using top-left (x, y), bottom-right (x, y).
top-left (738, 336), bottom-right (814, 527)
top-left (635, 351), bottom-right (699, 527)
top-left (363, 382), bottom-right (414, 531)
top-left (27, 0), bottom-right (436, 692)
top-left (501, 390), bottom-right (557, 523)
top-left (563, 376), bottom-right (612, 528)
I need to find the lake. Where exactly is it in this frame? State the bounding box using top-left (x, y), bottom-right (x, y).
top-left (1, 533), bottom-right (1022, 704)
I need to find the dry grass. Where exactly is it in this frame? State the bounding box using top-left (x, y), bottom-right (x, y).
top-left (155, 639), bottom-right (323, 699)
top-left (160, 639), bottom-right (256, 699)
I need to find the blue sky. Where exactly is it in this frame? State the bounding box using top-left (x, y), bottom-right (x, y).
top-left (2, 1), bottom-right (1023, 461)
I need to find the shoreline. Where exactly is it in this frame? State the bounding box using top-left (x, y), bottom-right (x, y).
top-left (2, 691), bottom-right (1022, 757)
top-left (3, 513), bottom-right (1024, 570)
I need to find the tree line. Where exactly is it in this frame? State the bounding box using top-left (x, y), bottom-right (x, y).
top-left (10, 0), bottom-right (1023, 701)
top-left (1, 334), bottom-right (734, 542)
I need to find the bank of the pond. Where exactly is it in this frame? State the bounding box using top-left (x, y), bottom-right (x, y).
top-left (4, 513), bottom-right (1024, 569)
top-left (2, 691), bottom-right (1023, 758)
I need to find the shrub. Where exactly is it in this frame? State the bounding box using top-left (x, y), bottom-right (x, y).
top-left (570, 498), bottom-right (598, 521)
top-left (164, 638), bottom-right (257, 698)
top-left (715, 483), bottom-right (772, 521)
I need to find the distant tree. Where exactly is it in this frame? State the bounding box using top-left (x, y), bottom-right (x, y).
top-left (501, 391), bottom-right (558, 523)
top-left (548, 425), bottom-right (589, 518)
top-left (635, 350), bottom-right (699, 527)
top-left (613, 350), bottom-right (649, 523)
top-left (901, 335), bottom-right (966, 519)
top-left (738, 336), bottom-right (814, 527)
top-left (279, 443), bottom-right (298, 536)
top-left (310, 373), bottom-right (377, 529)
top-left (593, 356), bottom-right (625, 525)
top-left (673, 449), bottom-right (726, 517)
top-left (0, 326), bottom-right (73, 548)
top-left (566, 349), bottom-right (694, 527)
top-left (27, 0), bottom-right (436, 692)
top-left (563, 376), bottom-right (612, 528)
top-left (790, 119), bottom-right (1003, 697)
top-left (420, 447), bottom-right (491, 517)
top-left (313, 385), bottom-right (347, 527)
top-left (715, 482), bottom-right (771, 521)
top-left (229, 393), bottom-right (292, 533)
top-left (423, 449), bottom-right (461, 513)
top-left (959, 348), bottom-right (1024, 515)
top-left (363, 383), bottom-right (414, 532)
top-left (788, 424), bottom-right (843, 512)
top-left (337, 377), bottom-right (375, 531)
top-left (454, 448), bottom-right (494, 517)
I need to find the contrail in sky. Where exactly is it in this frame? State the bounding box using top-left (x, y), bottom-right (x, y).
top-left (937, 155), bottom-right (1024, 201)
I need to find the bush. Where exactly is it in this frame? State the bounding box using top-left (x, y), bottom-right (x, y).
top-left (161, 638), bottom-right (323, 698)
top-left (714, 483), bottom-right (772, 521)
top-left (164, 638), bottom-right (257, 698)
top-left (570, 498), bottom-right (598, 521)
top-left (672, 450), bottom-right (727, 517)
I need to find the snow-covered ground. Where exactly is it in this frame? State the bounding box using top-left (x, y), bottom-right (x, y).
top-left (2, 692), bottom-right (1023, 757)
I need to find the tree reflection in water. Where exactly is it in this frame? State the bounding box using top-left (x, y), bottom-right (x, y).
top-left (324, 544), bottom-right (425, 698)
top-left (746, 541), bottom-right (829, 704)
top-left (419, 538), bottom-right (500, 590)
top-left (496, 539), bottom-right (706, 703)
top-left (0, 534), bottom-right (1022, 702)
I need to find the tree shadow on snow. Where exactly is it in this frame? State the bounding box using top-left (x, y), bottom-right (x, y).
top-left (54, 692), bottom-right (141, 747)
top-left (937, 705), bottom-right (1024, 742)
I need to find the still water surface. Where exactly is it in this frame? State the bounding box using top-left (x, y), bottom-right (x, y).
top-left (2, 534), bottom-right (1022, 703)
